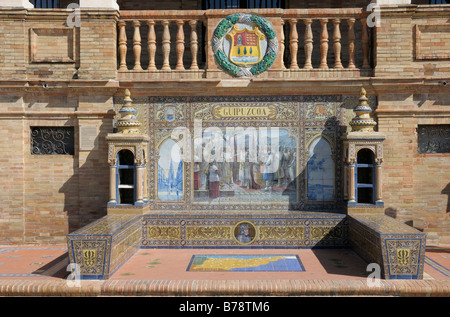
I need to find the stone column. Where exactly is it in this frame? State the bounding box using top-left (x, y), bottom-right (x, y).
top-left (375, 159), bottom-right (383, 203)
top-left (0, 0), bottom-right (33, 7)
top-left (135, 164), bottom-right (144, 205)
top-left (79, 0), bottom-right (119, 9)
top-left (143, 165), bottom-right (148, 202)
top-left (109, 161), bottom-right (117, 204)
top-left (348, 161), bottom-right (356, 203)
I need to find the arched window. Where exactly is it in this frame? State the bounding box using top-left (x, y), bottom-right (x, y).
top-left (355, 148), bottom-right (375, 204)
top-left (307, 137), bottom-right (334, 201)
top-left (116, 149), bottom-right (135, 204)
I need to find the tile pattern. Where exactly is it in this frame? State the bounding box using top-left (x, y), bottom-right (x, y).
top-left (67, 214), bottom-right (142, 279)
top-left (348, 214), bottom-right (427, 279)
top-left (141, 213), bottom-right (348, 248)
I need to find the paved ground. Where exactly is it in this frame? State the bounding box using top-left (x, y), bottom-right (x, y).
top-left (0, 245), bottom-right (448, 298)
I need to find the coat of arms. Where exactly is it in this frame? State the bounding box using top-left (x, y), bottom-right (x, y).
top-left (83, 249), bottom-right (97, 267)
top-left (227, 25), bottom-right (265, 66)
top-left (212, 13), bottom-right (278, 77)
top-left (396, 249), bottom-right (411, 266)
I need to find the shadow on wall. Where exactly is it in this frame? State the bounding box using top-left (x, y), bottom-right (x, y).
top-left (443, 183), bottom-right (450, 213)
top-left (59, 117), bottom-right (114, 233)
top-left (282, 116), bottom-right (347, 213)
top-left (384, 207), bottom-right (416, 230)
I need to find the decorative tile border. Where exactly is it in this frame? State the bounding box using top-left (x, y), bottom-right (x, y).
top-left (141, 213), bottom-right (349, 249)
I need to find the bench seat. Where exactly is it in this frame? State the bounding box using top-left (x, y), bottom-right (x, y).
top-left (67, 214), bottom-right (142, 280)
top-left (348, 214), bottom-right (427, 279)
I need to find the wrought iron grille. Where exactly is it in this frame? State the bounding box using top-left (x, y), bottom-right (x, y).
top-left (417, 125), bottom-right (450, 154)
top-left (30, 0), bottom-right (60, 8)
top-left (31, 127), bottom-right (75, 155)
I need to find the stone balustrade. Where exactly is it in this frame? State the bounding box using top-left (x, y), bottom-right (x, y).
top-left (117, 10), bottom-right (205, 80)
top-left (117, 8), bottom-right (372, 80)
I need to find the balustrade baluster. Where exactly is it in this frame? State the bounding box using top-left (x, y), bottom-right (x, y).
top-left (176, 20), bottom-right (185, 70)
top-left (347, 18), bottom-right (356, 69)
top-left (303, 19), bottom-right (313, 69)
top-left (118, 20), bottom-right (127, 71)
top-left (332, 19), bottom-right (343, 69)
top-left (147, 20), bottom-right (157, 71)
top-left (189, 20), bottom-right (199, 70)
top-left (319, 19), bottom-right (329, 69)
top-left (361, 18), bottom-right (370, 68)
top-left (289, 19), bottom-right (299, 70)
top-left (280, 20), bottom-right (285, 69)
top-left (162, 20), bottom-right (171, 71)
top-left (132, 20), bottom-right (143, 71)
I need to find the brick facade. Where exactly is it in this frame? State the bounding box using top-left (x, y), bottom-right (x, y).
top-left (0, 1), bottom-right (448, 246)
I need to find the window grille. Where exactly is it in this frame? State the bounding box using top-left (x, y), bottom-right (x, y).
top-left (31, 127), bottom-right (75, 155)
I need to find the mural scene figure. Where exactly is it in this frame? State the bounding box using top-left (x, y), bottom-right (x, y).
top-left (193, 129), bottom-right (297, 204)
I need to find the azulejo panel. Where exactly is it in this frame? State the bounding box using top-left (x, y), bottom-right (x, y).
top-left (141, 213), bottom-right (348, 248)
top-left (141, 95), bottom-right (346, 213)
top-left (382, 236), bottom-right (426, 279)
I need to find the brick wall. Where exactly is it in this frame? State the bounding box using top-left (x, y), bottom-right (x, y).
top-left (375, 5), bottom-right (450, 77)
top-left (377, 94), bottom-right (450, 246)
top-left (0, 10), bottom-right (117, 244)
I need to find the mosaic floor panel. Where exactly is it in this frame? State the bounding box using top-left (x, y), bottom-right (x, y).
top-left (186, 255), bottom-right (305, 272)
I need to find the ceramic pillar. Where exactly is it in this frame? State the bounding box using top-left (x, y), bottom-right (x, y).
top-left (109, 162), bottom-right (117, 204)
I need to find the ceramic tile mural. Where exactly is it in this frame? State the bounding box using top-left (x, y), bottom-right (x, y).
top-left (112, 95), bottom-right (348, 212)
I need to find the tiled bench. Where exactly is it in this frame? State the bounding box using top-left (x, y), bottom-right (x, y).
top-left (348, 214), bottom-right (427, 279)
top-left (67, 214), bottom-right (142, 280)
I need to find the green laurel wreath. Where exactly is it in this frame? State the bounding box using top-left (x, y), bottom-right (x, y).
top-left (212, 13), bottom-right (278, 77)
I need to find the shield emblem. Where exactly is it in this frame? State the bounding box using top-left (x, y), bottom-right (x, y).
top-left (396, 249), bottom-right (411, 266)
top-left (83, 250), bottom-right (97, 267)
top-left (164, 106), bottom-right (176, 122)
top-left (226, 25), bottom-right (265, 66)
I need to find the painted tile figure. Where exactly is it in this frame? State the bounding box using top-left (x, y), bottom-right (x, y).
top-left (236, 223), bottom-right (252, 243)
top-left (209, 161), bottom-right (220, 198)
top-left (262, 147), bottom-right (275, 191)
top-left (193, 129), bottom-right (297, 204)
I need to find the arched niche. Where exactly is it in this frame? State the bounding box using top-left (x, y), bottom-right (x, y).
top-left (157, 138), bottom-right (183, 201)
top-left (306, 136), bottom-right (335, 201)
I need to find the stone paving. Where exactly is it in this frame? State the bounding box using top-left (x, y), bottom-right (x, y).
top-left (0, 245), bottom-right (448, 297)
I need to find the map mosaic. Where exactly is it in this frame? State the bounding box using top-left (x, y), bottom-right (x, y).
top-left (187, 254), bottom-right (305, 272)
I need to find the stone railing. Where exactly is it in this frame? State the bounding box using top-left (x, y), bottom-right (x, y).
top-left (117, 8), bottom-right (373, 80)
top-left (281, 9), bottom-right (372, 74)
top-left (117, 10), bottom-right (205, 80)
